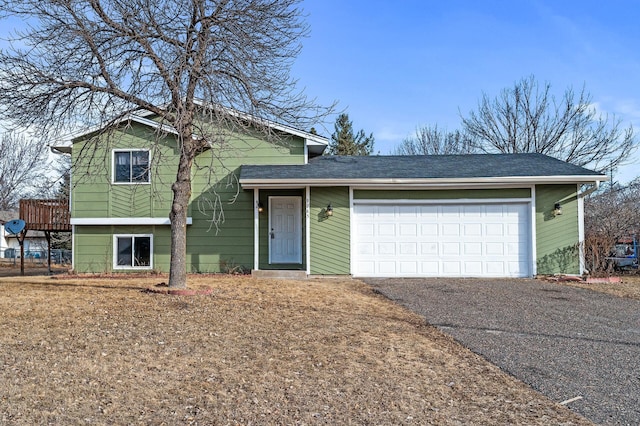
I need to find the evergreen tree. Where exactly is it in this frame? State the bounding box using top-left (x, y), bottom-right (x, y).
top-left (328, 113), bottom-right (374, 155)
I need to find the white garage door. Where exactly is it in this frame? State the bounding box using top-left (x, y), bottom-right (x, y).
top-left (353, 203), bottom-right (530, 277)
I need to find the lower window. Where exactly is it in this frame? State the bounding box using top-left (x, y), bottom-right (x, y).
top-left (114, 235), bottom-right (152, 269)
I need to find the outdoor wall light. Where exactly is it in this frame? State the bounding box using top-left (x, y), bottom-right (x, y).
top-left (325, 204), bottom-right (333, 217)
top-left (257, 202), bottom-right (264, 213)
top-left (553, 202), bottom-right (563, 216)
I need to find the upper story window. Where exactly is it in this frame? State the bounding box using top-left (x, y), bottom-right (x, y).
top-left (113, 150), bottom-right (150, 183)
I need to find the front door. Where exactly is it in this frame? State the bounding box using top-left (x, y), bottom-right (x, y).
top-left (269, 196), bottom-right (302, 264)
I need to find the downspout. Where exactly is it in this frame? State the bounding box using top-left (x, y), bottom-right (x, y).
top-left (578, 180), bottom-right (601, 198)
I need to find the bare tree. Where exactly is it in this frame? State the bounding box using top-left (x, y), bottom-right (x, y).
top-left (461, 76), bottom-right (636, 172)
top-left (0, 132), bottom-right (49, 210)
top-left (584, 180), bottom-right (640, 273)
top-left (0, 0), bottom-right (330, 288)
top-left (393, 125), bottom-right (474, 155)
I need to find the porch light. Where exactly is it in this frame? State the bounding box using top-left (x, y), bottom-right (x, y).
top-left (325, 204), bottom-right (333, 217)
top-left (553, 203), bottom-right (563, 216)
top-left (257, 202), bottom-right (264, 213)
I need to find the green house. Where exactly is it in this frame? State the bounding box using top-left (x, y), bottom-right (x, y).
top-left (58, 113), bottom-right (607, 277)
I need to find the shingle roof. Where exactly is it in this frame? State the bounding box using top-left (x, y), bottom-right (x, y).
top-left (239, 153), bottom-right (606, 183)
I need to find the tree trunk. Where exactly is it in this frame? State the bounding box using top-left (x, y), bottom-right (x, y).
top-left (168, 148), bottom-right (194, 289)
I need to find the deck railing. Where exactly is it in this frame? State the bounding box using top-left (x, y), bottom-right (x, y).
top-left (19, 199), bottom-right (72, 232)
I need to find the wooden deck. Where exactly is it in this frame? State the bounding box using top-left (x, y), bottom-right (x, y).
top-left (19, 199), bottom-right (71, 232)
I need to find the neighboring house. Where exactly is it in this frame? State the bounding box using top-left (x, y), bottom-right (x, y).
top-left (57, 112), bottom-right (607, 277)
top-left (0, 211), bottom-right (49, 258)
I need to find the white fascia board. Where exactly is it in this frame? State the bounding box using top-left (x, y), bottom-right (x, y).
top-left (71, 217), bottom-right (192, 225)
top-left (240, 176), bottom-right (607, 189)
top-left (191, 100), bottom-right (329, 145)
top-left (51, 114), bottom-right (179, 152)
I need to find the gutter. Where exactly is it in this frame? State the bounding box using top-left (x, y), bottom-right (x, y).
top-left (240, 175), bottom-right (609, 189)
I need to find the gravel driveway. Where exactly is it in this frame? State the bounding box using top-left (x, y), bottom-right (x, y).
top-left (363, 278), bottom-right (640, 425)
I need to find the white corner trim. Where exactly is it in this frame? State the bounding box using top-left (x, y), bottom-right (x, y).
top-left (305, 186), bottom-right (311, 275)
top-left (254, 188), bottom-right (260, 271)
top-left (71, 217), bottom-right (192, 225)
top-left (530, 185), bottom-right (537, 277)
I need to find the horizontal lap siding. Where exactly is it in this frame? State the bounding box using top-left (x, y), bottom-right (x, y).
top-left (189, 134), bottom-right (305, 273)
top-left (74, 225), bottom-right (167, 273)
top-left (72, 122), bottom-right (177, 219)
top-left (72, 119), bottom-right (306, 273)
top-left (309, 187), bottom-right (350, 275)
top-left (535, 185), bottom-right (580, 275)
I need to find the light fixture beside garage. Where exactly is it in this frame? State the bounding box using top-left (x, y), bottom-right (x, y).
top-left (257, 201), bottom-right (264, 213)
top-left (553, 203), bottom-right (563, 216)
top-left (325, 204), bottom-right (333, 217)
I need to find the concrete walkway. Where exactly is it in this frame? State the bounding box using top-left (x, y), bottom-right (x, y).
top-left (363, 278), bottom-right (640, 425)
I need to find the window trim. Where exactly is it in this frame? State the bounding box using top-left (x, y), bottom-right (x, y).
top-left (113, 234), bottom-right (153, 270)
top-left (112, 149), bottom-right (151, 185)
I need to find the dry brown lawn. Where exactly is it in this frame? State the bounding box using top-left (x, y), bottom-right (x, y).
top-left (556, 275), bottom-right (640, 300)
top-left (0, 273), bottom-right (591, 425)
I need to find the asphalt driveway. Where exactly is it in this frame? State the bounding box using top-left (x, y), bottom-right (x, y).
top-left (363, 278), bottom-right (640, 425)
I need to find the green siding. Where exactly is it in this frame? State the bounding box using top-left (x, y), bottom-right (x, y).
top-left (309, 187), bottom-right (350, 275)
top-left (535, 184), bottom-right (580, 275)
top-left (72, 122), bottom-right (177, 219)
top-left (354, 188), bottom-right (531, 199)
top-left (74, 225), bottom-right (167, 273)
top-left (72, 118), bottom-right (307, 273)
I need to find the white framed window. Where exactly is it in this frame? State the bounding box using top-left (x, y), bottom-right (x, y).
top-left (113, 150), bottom-right (150, 184)
top-left (113, 234), bottom-right (153, 269)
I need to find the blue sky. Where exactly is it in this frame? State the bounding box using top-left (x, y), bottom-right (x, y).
top-left (1, 1), bottom-right (639, 181)
top-left (293, 0), bottom-right (640, 182)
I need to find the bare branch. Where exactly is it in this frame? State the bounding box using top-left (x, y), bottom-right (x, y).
top-left (461, 76), bottom-right (637, 172)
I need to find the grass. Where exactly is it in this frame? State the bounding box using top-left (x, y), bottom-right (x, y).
top-left (556, 275), bottom-right (640, 300)
top-left (0, 273), bottom-right (590, 425)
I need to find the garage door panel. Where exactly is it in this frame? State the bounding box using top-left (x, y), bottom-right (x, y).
top-left (464, 242), bottom-right (482, 255)
top-left (421, 261), bottom-right (440, 274)
top-left (420, 205), bottom-right (439, 218)
top-left (378, 261), bottom-right (396, 274)
top-left (441, 205), bottom-right (461, 217)
top-left (442, 242), bottom-right (461, 255)
top-left (378, 242), bottom-right (396, 255)
top-left (486, 242), bottom-right (504, 255)
top-left (464, 223), bottom-right (482, 236)
top-left (485, 223), bottom-right (504, 236)
top-left (357, 242), bottom-right (375, 255)
top-left (421, 223), bottom-right (438, 236)
top-left (442, 261), bottom-right (461, 274)
top-left (464, 261), bottom-right (483, 275)
top-left (378, 223), bottom-right (395, 236)
top-left (399, 242), bottom-right (417, 255)
top-left (442, 223), bottom-right (460, 236)
top-left (399, 262), bottom-right (418, 274)
top-left (399, 223), bottom-right (418, 236)
top-left (354, 202), bottom-right (530, 278)
top-left (486, 262), bottom-right (505, 274)
top-left (421, 242), bottom-right (438, 255)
